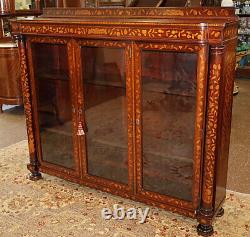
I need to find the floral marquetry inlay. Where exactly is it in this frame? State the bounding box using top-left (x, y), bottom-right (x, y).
top-left (18, 39), bottom-right (36, 156)
top-left (209, 30), bottom-right (222, 40)
top-left (203, 61), bottom-right (222, 205)
top-left (43, 8), bottom-right (234, 18)
top-left (224, 25), bottom-right (238, 40)
top-left (192, 46), bottom-right (208, 210)
top-left (17, 24), bottom-right (205, 41)
top-left (138, 43), bottom-right (202, 52)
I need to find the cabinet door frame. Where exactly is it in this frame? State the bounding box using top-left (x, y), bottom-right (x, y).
top-left (26, 37), bottom-right (82, 179)
top-left (77, 39), bottom-right (134, 194)
top-left (134, 42), bottom-right (208, 211)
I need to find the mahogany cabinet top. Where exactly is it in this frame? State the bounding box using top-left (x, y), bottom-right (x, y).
top-left (10, 7), bottom-right (238, 44)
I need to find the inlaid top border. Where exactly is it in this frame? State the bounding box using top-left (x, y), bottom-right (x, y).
top-left (42, 7), bottom-right (236, 19)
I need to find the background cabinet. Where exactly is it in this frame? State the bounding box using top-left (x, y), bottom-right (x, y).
top-left (0, 42), bottom-right (22, 111)
top-left (0, 0), bottom-right (44, 111)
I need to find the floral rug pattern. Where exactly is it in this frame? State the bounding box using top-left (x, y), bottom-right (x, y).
top-left (0, 141), bottom-right (250, 237)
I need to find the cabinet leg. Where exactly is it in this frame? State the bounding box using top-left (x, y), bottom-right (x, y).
top-left (197, 224), bottom-right (214, 236)
top-left (27, 160), bottom-right (42, 181)
top-left (216, 207), bottom-right (224, 217)
top-left (0, 104), bottom-right (3, 113)
top-left (27, 171), bottom-right (42, 181)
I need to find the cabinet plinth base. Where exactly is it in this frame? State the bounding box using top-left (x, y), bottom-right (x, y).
top-left (197, 224), bottom-right (214, 236)
top-left (27, 172), bottom-right (42, 181)
top-left (216, 207), bottom-right (224, 217)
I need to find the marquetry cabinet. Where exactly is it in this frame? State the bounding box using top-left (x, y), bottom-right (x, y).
top-left (11, 7), bottom-right (238, 236)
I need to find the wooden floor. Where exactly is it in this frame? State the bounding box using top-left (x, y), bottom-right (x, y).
top-left (0, 78), bottom-right (250, 194)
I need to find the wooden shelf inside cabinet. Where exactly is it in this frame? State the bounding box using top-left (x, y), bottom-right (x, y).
top-left (10, 7), bottom-right (238, 237)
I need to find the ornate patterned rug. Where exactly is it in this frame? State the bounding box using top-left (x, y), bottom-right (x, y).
top-left (0, 141), bottom-right (250, 237)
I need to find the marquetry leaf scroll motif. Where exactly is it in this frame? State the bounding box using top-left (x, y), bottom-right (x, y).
top-left (80, 40), bottom-right (126, 48)
top-left (203, 56), bottom-right (223, 205)
top-left (209, 24), bottom-right (238, 42)
top-left (19, 25), bottom-right (205, 41)
top-left (29, 36), bottom-right (68, 44)
top-left (72, 39), bottom-right (90, 176)
top-left (209, 30), bottom-right (222, 40)
top-left (134, 44), bottom-right (142, 194)
top-left (125, 45), bottom-right (134, 192)
top-left (67, 39), bottom-right (81, 175)
top-left (192, 46), bottom-right (208, 209)
top-left (138, 43), bottom-right (201, 52)
top-left (43, 8), bottom-right (233, 18)
top-left (224, 25), bottom-right (238, 40)
top-left (18, 38), bottom-right (36, 159)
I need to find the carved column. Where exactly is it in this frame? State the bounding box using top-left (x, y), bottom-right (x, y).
top-left (17, 35), bottom-right (42, 181)
top-left (197, 45), bottom-right (224, 236)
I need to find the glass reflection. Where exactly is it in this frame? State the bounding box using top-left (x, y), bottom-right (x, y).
top-left (82, 46), bottom-right (128, 184)
top-left (15, 0), bottom-right (35, 10)
top-left (141, 50), bottom-right (197, 201)
top-left (32, 43), bottom-right (75, 169)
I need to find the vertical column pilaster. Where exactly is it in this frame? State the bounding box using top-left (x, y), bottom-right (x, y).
top-left (197, 45), bottom-right (224, 236)
top-left (17, 35), bottom-right (42, 181)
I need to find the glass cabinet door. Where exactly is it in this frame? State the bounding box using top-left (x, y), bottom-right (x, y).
top-left (135, 43), bottom-right (205, 204)
top-left (30, 42), bottom-right (79, 176)
top-left (80, 41), bottom-right (133, 191)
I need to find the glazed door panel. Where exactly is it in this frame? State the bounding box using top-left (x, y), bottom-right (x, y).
top-left (28, 39), bottom-right (81, 178)
top-left (79, 40), bottom-right (133, 192)
top-left (135, 43), bottom-right (208, 208)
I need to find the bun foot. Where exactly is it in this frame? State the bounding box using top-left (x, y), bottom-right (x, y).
top-left (216, 207), bottom-right (224, 217)
top-left (27, 172), bottom-right (42, 181)
top-left (197, 224), bottom-right (214, 236)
